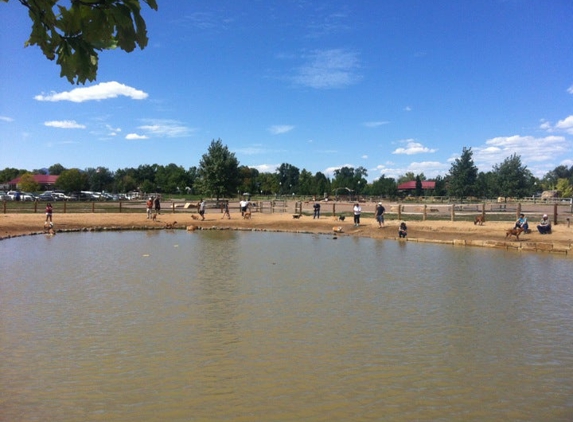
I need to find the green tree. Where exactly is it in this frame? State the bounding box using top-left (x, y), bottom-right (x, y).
top-left (18, 172), bottom-right (40, 192)
top-left (0, 167), bottom-right (26, 183)
top-left (313, 172), bottom-right (330, 199)
top-left (55, 168), bottom-right (88, 193)
top-left (447, 147), bottom-right (478, 198)
top-left (276, 163), bottom-right (300, 194)
top-left (369, 175), bottom-right (397, 197)
top-left (6, 0), bottom-right (158, 84)
top-left (493, 154), bottom-right (534, 198)
top-left (197, 139), bottom-right (240, 199)
top-left (415, 175), bottom-right (423, 197)
top-left (556, 178), bottom-right (573, 198)
top-left (332, 166), bottom-right (367, 195)
top-left (48, 163), bottom-right (66, 175)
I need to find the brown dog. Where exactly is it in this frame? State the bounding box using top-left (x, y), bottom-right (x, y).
top-left (243, 211), bottom-right (252, 220)
top-left (505, 227), bottom-right (524, 240)
top-left (333, 226), bottom-right (344, 233)
top-left (186, 225), bottom-right (198, 231)
top-left (152, 213), bottom-right (157, 221)
top-left (474, 215), bottom-right (485, 225)
top-left (191, 214), bottom-right (199, 220)
top-left (165, 221), bottom-right (177, 229)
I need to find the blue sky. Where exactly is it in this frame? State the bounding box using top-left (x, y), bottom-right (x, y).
top-left (1, 0), bottom-right (572, 181)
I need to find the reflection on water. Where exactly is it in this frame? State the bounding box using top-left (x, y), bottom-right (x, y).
top-left (1, 231), bottom-right (572, 421)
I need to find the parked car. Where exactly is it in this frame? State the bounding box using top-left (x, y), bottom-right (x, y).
top-left (0, 190), bottom-right (7, 200)
top-left (20, 192), bottom-right (36, 201)
top-left (37, 193), bottom-right (55, 201)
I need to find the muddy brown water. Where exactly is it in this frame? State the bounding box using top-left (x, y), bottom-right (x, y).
top-left (1, 231), bottom-right (572, 421)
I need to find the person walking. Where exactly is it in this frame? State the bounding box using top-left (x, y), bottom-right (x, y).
top-left (222, 201), bottom-right (231, 219)
top-left (375, 202), bottom-right (385, 228)
top-left (199, 199), bottom-right (206, 220)
top-left (353, 203), bottom-right (362, 227)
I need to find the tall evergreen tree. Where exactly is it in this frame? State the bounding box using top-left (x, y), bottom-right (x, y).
top-left (197, 139), bottom-right (240, 199)
top-left (447, 147), bottom-right (478, 198)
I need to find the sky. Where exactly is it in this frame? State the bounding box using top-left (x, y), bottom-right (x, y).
top-left (1, 0), bottom-right (572, 182)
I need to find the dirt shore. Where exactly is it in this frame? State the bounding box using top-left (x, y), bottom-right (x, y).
top-left (1, 211), bottom-right (572, 255)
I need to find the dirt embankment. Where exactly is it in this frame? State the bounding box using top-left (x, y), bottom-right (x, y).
top-left (2, 211), bottom-right (572, 255)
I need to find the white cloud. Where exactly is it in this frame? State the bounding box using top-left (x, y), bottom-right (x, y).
top-left (251, 164), bottom-right (279, 173)
top-left (473, 134), bottom-right (570, 170)
top-left (44, 120), bottom-right (86, 129)
top-left (126, 133), bottom-right (149, 140)
top-left (363, 121), bottom-right (389, 128)
top-left (554, 115), bottom-right (573, 134)
top-left (404, 106), bottom-right (412, 112)
top-left (34, 81), bottom-right (148, 102)
top-left (362, 155), bottom-right (368, 159)
top-left (372, 161), bottom-right (447, 180)
top-left (392, 139), bottom-right (437, 155)
top-left (567, 85), bottom-right (573, 94)
top-left (137, 119), bottom-right (196, 138)
top-left (293, 49), bottom-right (361, 89)
top-left (0, 116), bottom-right (14, 122)
top-left (268, 125), bottom-right (294, 135)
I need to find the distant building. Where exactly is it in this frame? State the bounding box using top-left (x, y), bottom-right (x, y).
top-left (397, 180), bottom-right (436, 192)
top-left (8, 174), bottom-right (59, 190)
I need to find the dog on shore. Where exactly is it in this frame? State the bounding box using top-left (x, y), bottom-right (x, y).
top-left (152, 213), bottom-right (157, 222)
top-left (165, 221), bottom-right (177, 229)
top-left (335, 215), bottom-right (345, 222)
top-left (243, 211), bottom-right (252, 220)
top-left (505, 227), bottom-right (524, 240)
top-left (43, 221), bottom-right (56, 235)
top-left (191, 214), bottom-right (199, 220)
top-left (333, 226), bottom-right (344, 233)
top-left (474, 215), bottom-right (485, 225)
top-left (292, 214), bottom-right (300, 219)
top-left (186, 225), bottom-right (198, 231)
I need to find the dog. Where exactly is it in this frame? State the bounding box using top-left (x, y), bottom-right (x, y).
top-left (335, 215), bottom-right (345, 222)
top-left (333, 226), bottom-right (344, 233)
top-left (152, 213), bottom-right (157, 222)
top-left (186, 225), bottom-right (198, 231)
top-left (43, 222), bottom-right (56, 235)
top-left (474, 215), bottom-right (485, 225)
top-left (243, 211), bottom-right (252, 220)
top-left (191, 214), bottom-right (199, 220)
top-left (292, 214), bottom-right (301, 219)
top-left (165, 221), bottom-right (177, 229)
top-left (505, 227), bottom-right (524, 240)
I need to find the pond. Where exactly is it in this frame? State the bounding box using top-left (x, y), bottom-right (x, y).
top-left (1, 230), bottom-right (572, 421)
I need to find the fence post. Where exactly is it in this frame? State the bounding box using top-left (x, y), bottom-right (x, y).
top-left (172, 201), bottom-right (175, 213)
top-left (398, 204), bottom-right (402, 221)
top-left (119, 201), bottom-right (122, 213)
top-left (92, 202), bottom-right (95, 213)
top-left (450, 204), bottom-right (455, 222)
top-left (554, 203), bottom-right (558, 225)
top-left (332, 203), bottom-right (336, 217)
top-left (63, 201), bottom-right (67, 214)
top-left (3, 201), bottom-right (5, 214)
top-left (423, 204), bottom-right (427, 221)
top-left (516, 203), bottom-right (521, 219)
top-left (34, 201), bottom-right (38, 213)
top-left (481, 203), bottom-right (485, 219)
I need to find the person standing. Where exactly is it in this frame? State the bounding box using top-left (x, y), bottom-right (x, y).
top-left (45, 202), bottom-right (53, 223)
top-left (239, 199), bottom-right (248, 216)
top-left (146, 197), bottom-right (153, 219)
top-left (222, 201), bottom-right (231, 219)
top-left (375, 202), bottom-right (385, 228)
top-left (154, 196), bottom-right (161, 215)
top-left (353, 203), bottom-right (362, 227)
top-left (199, 199), bottom-right (206, 220)
top-left (313, 202), bottom-right (321, 219)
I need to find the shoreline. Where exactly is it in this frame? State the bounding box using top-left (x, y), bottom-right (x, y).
top-left (1, 212), bottom-right (572, 255)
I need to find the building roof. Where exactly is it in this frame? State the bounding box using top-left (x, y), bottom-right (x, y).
top-left (397, 180), bottom-right (436, 190)
top-left (8, 174), bottom-right (59, 185)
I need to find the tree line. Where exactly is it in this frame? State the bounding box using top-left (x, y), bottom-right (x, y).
top-left (2, 140), bottom-right (573, 200)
